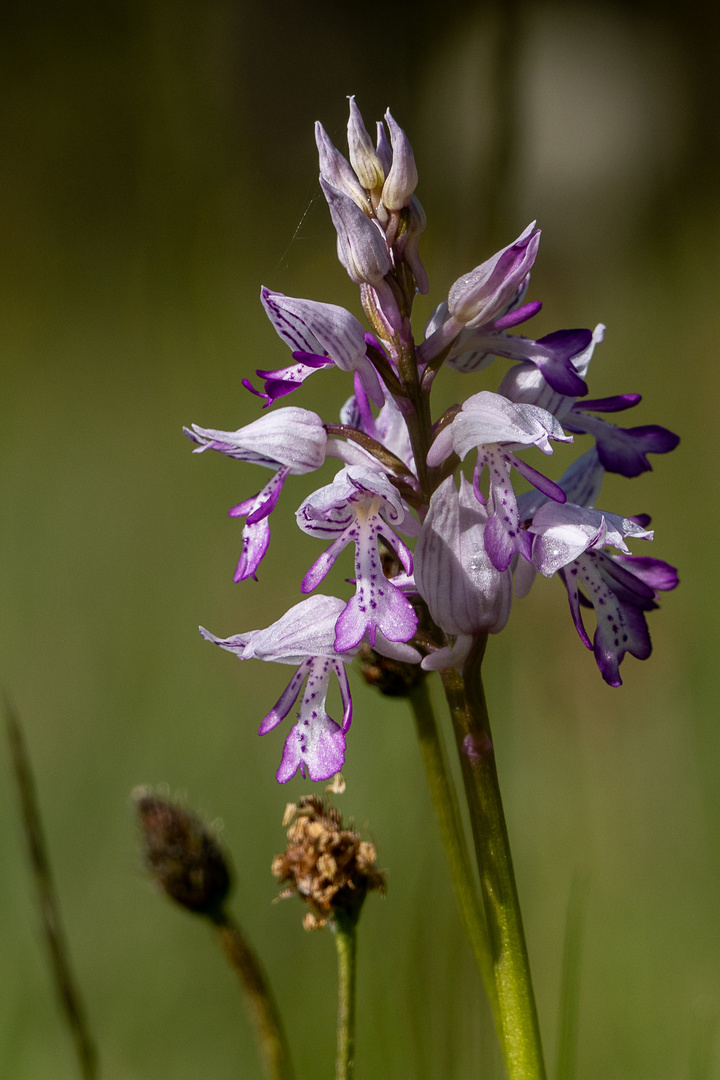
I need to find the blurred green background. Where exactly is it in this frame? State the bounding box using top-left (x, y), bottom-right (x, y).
top-left (1, 1), bottom-right (719, 1077)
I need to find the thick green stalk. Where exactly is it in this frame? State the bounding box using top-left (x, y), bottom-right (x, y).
top-left (440, 636), bottom-right (547, 1080)
top-left (334, 912), bottom-right (358, 1080)
top-left (409, 681), bottom-right (501, 1036)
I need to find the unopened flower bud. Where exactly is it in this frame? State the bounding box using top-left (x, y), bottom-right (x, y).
top-left (375, 121), bottom-right (393, 176)
top-left (272, 796), bottom-right (385, 928)
top-left (134, 788), bottom-right (231, 917)
top-left (315, 122), bottom-right (369, 212)
top-left (320, 178), bottom-right (391, 286)
top-left (381, 110), bottom-right (418, 210)
top-left (414, 476), bottom-right (513, 643)
top-left (394, 195), bottom-right (429, 295)
top-left (448, 223), bottom-right (541, 328)
top-left (347, 96), bottom-right (384, 190)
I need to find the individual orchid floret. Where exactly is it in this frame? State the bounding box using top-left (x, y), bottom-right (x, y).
top-left (347, 96), bottom-right (385, 190)
top-left (184, 407), bottom-right (327, 580)
top-left (527, 502), bottom-right (677, 685)
top-left (427, 391), bottom-right (572, 571)
top-left (420, 225), bottom-right (541, 363)
top-left (499, 326), bottom-right (680, 476)
top-left (297, 466), bottom-right (420, 652)
top-left (315, 121), bottom-right (369, 212)
top-left (199, 596), bottom-right (354, 783)
top-left (381, 110), bottom-right (418, 210)
top-left (257, 288), bottom-right (383, 406)
top-left (414, 476), bottom-right (513, 670)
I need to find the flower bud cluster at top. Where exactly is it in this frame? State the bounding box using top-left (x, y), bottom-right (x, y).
top-left (185, 98), bottom-right (680, 784)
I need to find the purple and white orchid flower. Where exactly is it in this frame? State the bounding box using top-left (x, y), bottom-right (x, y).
top-left (297, 465), bottom-right (420, 652)
top-left (200, 593), bottom-right (419, 780)
top-left (427, 391), bottom-right (572, 571)
top-left (500, 325), bottom-right (680, 477)
top-left (528, 502), bottom-right (677, 685)
top-left (251, 289), bottom-right (384, 407)
top-left (184, 407), bottom-right (327, 581)
top-left (199, 596), bottom-right (353, 783)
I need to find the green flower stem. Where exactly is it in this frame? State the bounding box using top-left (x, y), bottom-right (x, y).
top-left (440, 636), bottom-right (547, 1080)
top-left (333, 911), bottom-right (358, 1080)
top-left (408, 681), bottom-right (501, 1036)
top-left (212, 912), bottom-right (295, 1080)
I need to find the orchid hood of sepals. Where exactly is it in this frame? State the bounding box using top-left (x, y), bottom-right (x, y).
top-left (527, 503), bottom-right (654, 578)
top-left (414, 476), bottom-right (513, 647)
top-left (381, 110), bottom-right (418, 210)
top-left (260, 288), bottom-right (383, 406)
top-left (427, 390), bottom-right (571, 465)
top-left (427, 391), bottom-right (572, 571)
top-left (183, 407), bottom-right (327, 473)
top-left (448, 223), bottom-right (540, 328)
top-left (347, 96), bottom-right (384, 190)
top-left (297, 466), bottom-right (419, 651)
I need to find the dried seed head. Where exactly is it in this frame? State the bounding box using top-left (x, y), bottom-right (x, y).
top-left (134, 787), bottom-right (231, 918)
top-left (272, 796), bottom-right (385, 929)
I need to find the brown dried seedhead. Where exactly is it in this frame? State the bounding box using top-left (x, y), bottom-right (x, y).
top-left (134, 787), bottom-right (231, 918)
top-left (272, 796), bottom-right (386, 930)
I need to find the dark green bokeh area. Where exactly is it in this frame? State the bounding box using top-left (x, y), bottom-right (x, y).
top-left (1, 2), bottom-right (719, 1077)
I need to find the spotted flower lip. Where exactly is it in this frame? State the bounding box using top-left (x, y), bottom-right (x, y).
top-left (200, 596), bottom-right (352, 783)
top-left (297, 466), bottom-right (420, 651)
top-left (200, 594), bottom-right (418, 781)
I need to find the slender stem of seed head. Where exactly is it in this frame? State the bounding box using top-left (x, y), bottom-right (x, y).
top-left (4, 697), bottom-right (99, 1080)
top-left (440, 637), bottom-right (547, 1080)
top-left (409, 680), bottom-right (502, 1035)
top-left (334, 911), bottom-right (358, 1080)
top-left (212, 910), bottom-right (295, 1080)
